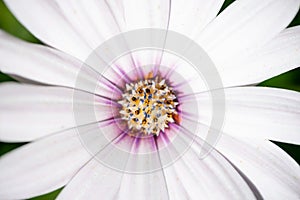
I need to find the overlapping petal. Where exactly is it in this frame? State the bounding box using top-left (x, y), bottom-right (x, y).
top-left (169, 0), bottom-right (225, 38)
top-left (0, 31), bottom-right (126, 97)
top-left (0, 83), bottom-right (115, 142)
top-left (58, 136), bottom-right (170, 200)
top-left (4, 0), bottom-right (171, 62)
top-left (0, 128), bottom-right (91, 199)
top-left (4, 0), bottom-right (118, 61)
top-left (0, 118), bottom-right (135, 199)
top-left (217, 135), bottom-right (300, 199)
top-left (221, 26), bottom-right (300, 87)
top-left (58, 133), bottom-right (257, 200)
top-left (198, 0), bottom-right (300, 67)
top-left (0, 31), bottom-right (88, 87)
top-left (182, 86), bottom-right (300, 144)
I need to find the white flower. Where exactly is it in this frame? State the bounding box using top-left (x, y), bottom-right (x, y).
top-left (0, 0), bottom-right (300, 199)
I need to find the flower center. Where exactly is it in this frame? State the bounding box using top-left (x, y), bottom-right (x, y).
top-left (118, 77), bottom-right (178, 136)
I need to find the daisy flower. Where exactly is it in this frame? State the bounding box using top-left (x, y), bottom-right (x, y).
top-left (0, 0), bottom-right (300, 199)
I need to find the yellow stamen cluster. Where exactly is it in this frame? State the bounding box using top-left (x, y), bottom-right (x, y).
top-left (119, 77), bottom-right (178, 136)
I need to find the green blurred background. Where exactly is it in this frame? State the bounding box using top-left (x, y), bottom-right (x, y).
top-left (0, 0), bottom-right (299, 199)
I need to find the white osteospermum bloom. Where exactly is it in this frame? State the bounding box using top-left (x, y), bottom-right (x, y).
top-left (0, 0), bottom-right (300, 199)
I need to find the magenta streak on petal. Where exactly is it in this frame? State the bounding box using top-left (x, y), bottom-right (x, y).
top-left (163, 63), bottom-right (180, 80)
top-left (172, 78), bottom-right (193, 90)
top-left (82, 62), bottom-right (124, 95)
top-left (92, 130), bottom-right (135, 171)
top-left (173, 123), bottom-right (194, 141)
top-left (178, 110), bottom-right (197, 118)
top-left (133, 59), bottom-right (145, 79)
top-left (159, 124), bottom-right (179, 148)
top-left (153, 54), bottom-right (164, 77)
top-left (151, 136), bottom-right (159, 151)
top-left (114, 64), bottom-right (132, 83)
top-left (99, 75), bottom-right (123, 94)
top-left (159, 132), bottom-right (171, 146)
top-left (153, 64), bottom-right (159, 77)
top-left (108, 118), bottom-right (124, 127)
top-left (114, 129), bottom-right (130, 144)
top-left (180, 112), bottom-right (199, 121)
top-left (130, 54), bottom-right (144, 79)
top-left (173, 123), bottom-right (210, 151)
top-left (96, 117), bottom-right (120, 128)
top-left (176, 93), bottom-right (194, 102)
top-left (131, 53), bottom-right (144, 79)
top-left (110, 101), bottom-right (122, 108)
top-left (137, 136), bottom-right (160, 153)
top-left (177, 90), bottom-right (208, 102)
top-left (156, 129), bottom-right (185, 160)
top-left (97, 95), bottom-right (119, 103)
top-left (95, 97), bottom-right (121, 107)
top-left (132, 137), bottom-right (141, 153)
top-left (95, 117), bottom-right (128, 141)
top-left (113, 117), bottom-right (124, 125)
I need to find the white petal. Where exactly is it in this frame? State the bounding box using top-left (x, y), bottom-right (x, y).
top-left (59, 133), bottom-right (257, 199)
top-left (57, 160), bottom-right (122, 200)
top-left (0, 128), bottom-right (92, 199)
top-left (217, 135), bottom-right (300, 199)
top-left (162, 128), bottom-right (257, 199)
top-left (198, 0), bottom-right (300, 68)
top-left (0, 31), bottom-right (85, 87)
top-left (0, 31), bottom-right (121, 96)
top-left (221, 26), bottom-right (300, 87)
top-left (0, 83), bottom-right (115, 142)
top-left (117, 172), bottom-right (169, 200)
top-left (4, 0), bottom-right (121, 61)
top-left (117, 0), bottom-right (170, 30)
top-left (58, 160), bottom-right (169, 200)
top-left (58, 136), bottom-right (169, 200)
top-left (183, 87), bottom-right (300, 144)
top-left (169, 0), bottom-right (224, 38)
top-left (0, 118), bottom-right (124, 199)
top-left (110, 0), bottom-right (171, 69)
top-left (4, 0), bottom-right (172, 64)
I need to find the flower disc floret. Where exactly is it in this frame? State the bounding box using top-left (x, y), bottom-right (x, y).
top-left (119, 77), bottom-right (178, 136)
